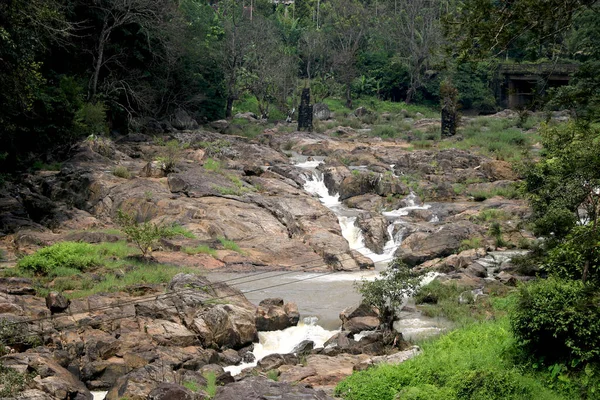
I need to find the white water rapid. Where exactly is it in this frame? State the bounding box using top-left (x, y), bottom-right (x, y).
top-left (224, 317), bottom-right (338, 375)
top-left (209, 158), bottom-right (444, 377)
top-left (299, 160), bottom-right (430, 266)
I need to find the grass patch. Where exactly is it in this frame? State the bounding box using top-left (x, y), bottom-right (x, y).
top-left (218, 237), bottom-right (243, 254)
top-left (183, 245), bottom-right (217, 257)
top-left (322, 97), bottom-right (438, 118)
top-left (17, 242), bottom-right (101, 276)
top-left (112, 166), bottom-right (131, 179)
top-left (468, 185), bottom-right (521, 201)
top-left (183, 380), bottom-right (199, 392)
top-left (414, 281), bottom-right (510, 324)
top-left (165, 224), bottom-right (196, 239)
top-left (335, 318), bottom-right (565, 400)
top-left (8, 240), bottom-right (200, 299)
top-left (459, 237), bottom-right (483, 252)
top-left (202, 371), bottom-right (218, 397)
top-left (439, 116), bottom-right (541, 163)
top-left (203, 158), bottom-right (222, 172)
top-left (196, 139), bottom-right (231, 158)
top-left (472, 209), bottom-right (510, 223)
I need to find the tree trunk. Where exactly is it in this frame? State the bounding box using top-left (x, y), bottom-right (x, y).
top-left (226, 97), bottom-right (234, 119)
top-left (345, 82), bottom-right (352, 109)
top-left (90, 21), bottom-right (109, 101)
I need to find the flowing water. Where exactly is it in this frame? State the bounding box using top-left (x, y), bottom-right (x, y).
top-left (213, 158), bottom-right (448, 375)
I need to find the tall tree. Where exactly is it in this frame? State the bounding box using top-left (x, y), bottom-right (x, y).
top-left (323, 0), bottom-right (368, 108)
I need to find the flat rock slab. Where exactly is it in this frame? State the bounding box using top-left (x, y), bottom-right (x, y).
top-left (214, 376), bottom-right (333, 400)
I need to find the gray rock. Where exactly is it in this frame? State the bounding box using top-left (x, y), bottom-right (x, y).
top-left (148, 383), bottom-right (195, 400)
top-left (214, 376), bottom-right (333, 400)
top-left (45, 292), bottom-right (70, 314)
top-left (313, 103), bottom-right (331, 121)
top-left (171, 109), bottom-right (199, 130)
top-left (291, 340), bottom-right (314, 355)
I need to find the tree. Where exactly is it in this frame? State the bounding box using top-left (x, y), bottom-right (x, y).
top-left (356, 260), bottom-right (422, 330)
top-left (86, 0), bottom-right (176, 101)
top-left (440, 79), bottom-right (459, 136)
top-left (523, 122), bottom-right (600, 283)
top-left (323, 0), bottom-right (368, 108)
top-left (391, 0), bottom-right (444, 103)
top-left (445, 0), bottom-right (599, 60)
top-left (241, 16), bottom-right (297, 118)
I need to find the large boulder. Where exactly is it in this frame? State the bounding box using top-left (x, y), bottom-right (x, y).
top-left (171, 109), bottom-right (199, 130)
top-left (313, 103), bottom-right (331, 121)
top-left (339, 303), bottom-right (380, 334)
top-left (147, 383), bottom-right (196, 400)
top-left (214, 376), bottom-right (333, 400)
top-left (192, 304), bottom-right (257, 349)
top-left (2, 352), bottom-right (92, 400)
top-left (398, 221), bottom-right (485, 266)
top-left (45, 292), bottom-right (70, 314)
top-left (255, 298), bottom-right (300, 332)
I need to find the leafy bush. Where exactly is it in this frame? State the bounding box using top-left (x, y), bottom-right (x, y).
top-left (157, 140), bottom-right (183, 173)
top-left (115, 210), bottom-right (171, 258)
top-left (17, 242), bottom-right (100, 276)
top-left (74, 102), bottom-right (109, 136)
top-left (356, 261), bottom-right (421, 329)
top-left (0, 364), bottom-right (28, 398)
top-left (544, 224), bottom-right (600, 282)
top-left (112, 166), bottom-right (131, 179)
top-left (511, 278), bottom-right (600, 363)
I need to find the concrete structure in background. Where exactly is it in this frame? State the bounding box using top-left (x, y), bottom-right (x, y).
top-left (496, 63), bottom-right (578, 109)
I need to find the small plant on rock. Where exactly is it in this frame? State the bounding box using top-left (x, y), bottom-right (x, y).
top-left (112, 166), bottom-right (131, 179)
top-left (115, 210), bottom-right (171, 259)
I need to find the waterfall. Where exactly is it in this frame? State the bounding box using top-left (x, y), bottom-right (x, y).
top-left (224, 317), bottom-right (338, 376)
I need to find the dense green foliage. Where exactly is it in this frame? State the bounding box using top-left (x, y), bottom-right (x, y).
top-left (17, 242), bottom-right (100, 276)
top-left (512, 278), bottom-right (600, 363)
top-left (3, 0), bottom-right (599, 172)
top-left (7, 240), bottom-right (199, 298)
top-left (335, 319), bottom-right (564, 400)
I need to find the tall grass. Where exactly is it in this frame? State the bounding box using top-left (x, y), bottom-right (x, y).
top-left (439, 116), bottom-right (541, 162)
top-left (335, 318), bottom-right (565, 400)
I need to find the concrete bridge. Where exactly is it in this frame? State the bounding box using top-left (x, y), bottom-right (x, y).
top-left (496, 63), bottom-right (578, 109)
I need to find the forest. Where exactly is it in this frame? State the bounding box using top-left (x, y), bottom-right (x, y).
top-left (1, 0), bottom-right (598, 172)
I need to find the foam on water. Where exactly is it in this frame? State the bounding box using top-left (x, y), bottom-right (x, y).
top-left (225, 317), bottom-right (338, 376)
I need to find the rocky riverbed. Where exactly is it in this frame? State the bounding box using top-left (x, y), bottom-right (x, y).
top-left (0, 109), bottom-right (539, 399)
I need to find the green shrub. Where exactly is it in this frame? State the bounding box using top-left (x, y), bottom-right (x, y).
top-left (0, 364), bottom-right (28, 397)
top-left (74, 102), bottom-right (108, 136)
top-left (459, 237), bottom-right (483, 251)
top-left (157, 140), bottom-right (183, 173)
top-left (511, 278), bottom-right (600, 363)
top-left (372, 125), bottom-right (399, 138)
top-left (115, 210), bottom-right (171, 258)
top-left (335, 318), bottom-right (564, 400)
top-left (414, 280), bottom-right (463, 305)
top-left (112, 166), bottom-right (131, 179)
top-left (544, 224), bottom-right (600, 282)
top-left (17, 242), bottom-right (100, 276)
top-left (203, 158), bottom-right (222, 172)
